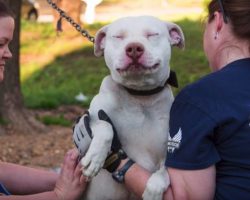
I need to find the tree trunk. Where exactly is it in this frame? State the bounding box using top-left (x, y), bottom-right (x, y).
top-left (0, 0), bottom-right (46, 134)
top-left (52, 0), bottom-right (82, 33)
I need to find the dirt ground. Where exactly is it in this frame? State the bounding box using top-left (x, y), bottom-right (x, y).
top-left (0, 105), bottom-right (86, 170)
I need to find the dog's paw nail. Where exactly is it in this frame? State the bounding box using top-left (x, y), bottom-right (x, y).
top-left (83, 169), bottom-right (92, 177)
top-left (81, 158), bottom-right (90, 168)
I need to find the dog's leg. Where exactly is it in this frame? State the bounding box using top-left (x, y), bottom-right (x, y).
top-left (81, 119), bottom-right (113, 178)
top-left (142, 163), bottom-right (170, 200)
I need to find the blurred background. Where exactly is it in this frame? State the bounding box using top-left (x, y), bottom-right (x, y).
top-left (0, 0), bottom-right (211, 168)
top-left (24, 0), bottom-right (205, 23)
top-left (18, 0), bottom-right (209, 110)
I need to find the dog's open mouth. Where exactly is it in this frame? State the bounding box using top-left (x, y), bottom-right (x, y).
top-left (117, 63), bottom-right (160, 75)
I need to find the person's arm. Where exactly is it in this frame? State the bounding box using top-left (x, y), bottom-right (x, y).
top-left (0, 162), bottom-right (58, 195)
top-left (166, 166), bottom-right (216, 200)
top-left (120, 159), bottom-right (215, 200)
top-left (0, 149), bottom-right (87, 200)
top-left (0, 191), bottom-right (58, 200)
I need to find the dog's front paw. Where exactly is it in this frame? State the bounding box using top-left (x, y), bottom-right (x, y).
top-left (81, 148), bottom-right (107, 177)
top-left (142, 166), bottom-right (170, 200)
top-left (81, 120), bottom-right (113, 178)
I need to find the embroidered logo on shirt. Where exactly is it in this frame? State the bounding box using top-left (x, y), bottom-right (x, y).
top-left (167, 128), bottom-right (182, 153)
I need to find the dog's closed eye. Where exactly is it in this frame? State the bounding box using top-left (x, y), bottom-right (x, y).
top-left (112, 35), bottom-right (124, 40)
top-left (146, 33), bottom-right (159, 39)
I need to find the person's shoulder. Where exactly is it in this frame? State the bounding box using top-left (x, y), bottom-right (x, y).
top-left (176, 72), bottom-right (217, 103)
top-left (176, 58), bottom-right (250, 104)
top-left (229, 57), bottom-right (250, 68)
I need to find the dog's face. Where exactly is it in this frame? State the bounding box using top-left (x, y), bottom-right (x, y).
top-left (94, 16), bottom-right (184, 90)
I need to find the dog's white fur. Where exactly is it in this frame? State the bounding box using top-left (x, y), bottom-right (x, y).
top-left (81, 16), bottom-right (184, 200)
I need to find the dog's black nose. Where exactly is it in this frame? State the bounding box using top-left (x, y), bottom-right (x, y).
top-left (125, 43), bottom-right (144, 59)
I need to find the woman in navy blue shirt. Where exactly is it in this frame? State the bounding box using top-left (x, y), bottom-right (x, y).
top-left (73, 0), bottom-right (250, 199)
top-left (108, 0), bottom-right (250, 199)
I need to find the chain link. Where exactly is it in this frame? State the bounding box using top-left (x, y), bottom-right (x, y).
top-left (46, 0), bottom-right (95, 43)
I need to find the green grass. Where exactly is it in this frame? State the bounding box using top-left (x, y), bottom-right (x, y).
top-left (22, 46), bottom-right (108, 108)
top-left (38, 115), bottom-right (72, 126)
top-left (0, 118), bottom-right (8, 125)
top-left (20, 16), bottom-right (210, 110)
top-left (170, 18), bottom-right (210, 94)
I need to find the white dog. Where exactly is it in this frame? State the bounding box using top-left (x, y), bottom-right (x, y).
top-left (74, 15), bottom-right (184, 200)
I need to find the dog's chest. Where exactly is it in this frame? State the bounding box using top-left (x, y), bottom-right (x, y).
top-left (110, 95), bottom-right (170, 171)
top-left (114, 103), bottom-right (168, 137)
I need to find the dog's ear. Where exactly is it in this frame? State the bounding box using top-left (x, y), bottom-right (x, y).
top-left (94, 25), bottom-right (108, 57)
top-left (165, 22), bottom-right (185, 49)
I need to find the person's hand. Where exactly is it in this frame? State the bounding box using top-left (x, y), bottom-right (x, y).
top-left (73, 110), bottom-right (127, 173)
top-left (73, 111), bottom-right (93, 158)
top-left (54, 149), bottom-right (87, 200)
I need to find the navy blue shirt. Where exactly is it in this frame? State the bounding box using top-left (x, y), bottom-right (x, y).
top-left (165, 58), bottom-right (250, 199)
top-left (0, 183), bottom-right (10, 195)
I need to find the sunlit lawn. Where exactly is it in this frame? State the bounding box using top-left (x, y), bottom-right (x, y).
top-left (20, 2), bottom-right (210, 110)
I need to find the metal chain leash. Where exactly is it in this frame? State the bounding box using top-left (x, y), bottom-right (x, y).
top-left (46, 0), bottom-right (95, 43)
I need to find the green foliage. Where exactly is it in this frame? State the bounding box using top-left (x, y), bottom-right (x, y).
top-left (38, 115), bottom-right (72, 126)
top-left (0, 118), bottom-right (8, 125)
top-left (20, 18), bottom-right (210, 110)
top-left (22, 45), bottom-right (109, 108)
top-left (170, 18), bottom-right (210, 94)
top-left (21, 20), bottom-right (56, 54)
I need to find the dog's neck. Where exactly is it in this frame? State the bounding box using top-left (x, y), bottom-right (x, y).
top-left (123, 70), bottom-right (178, 96)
